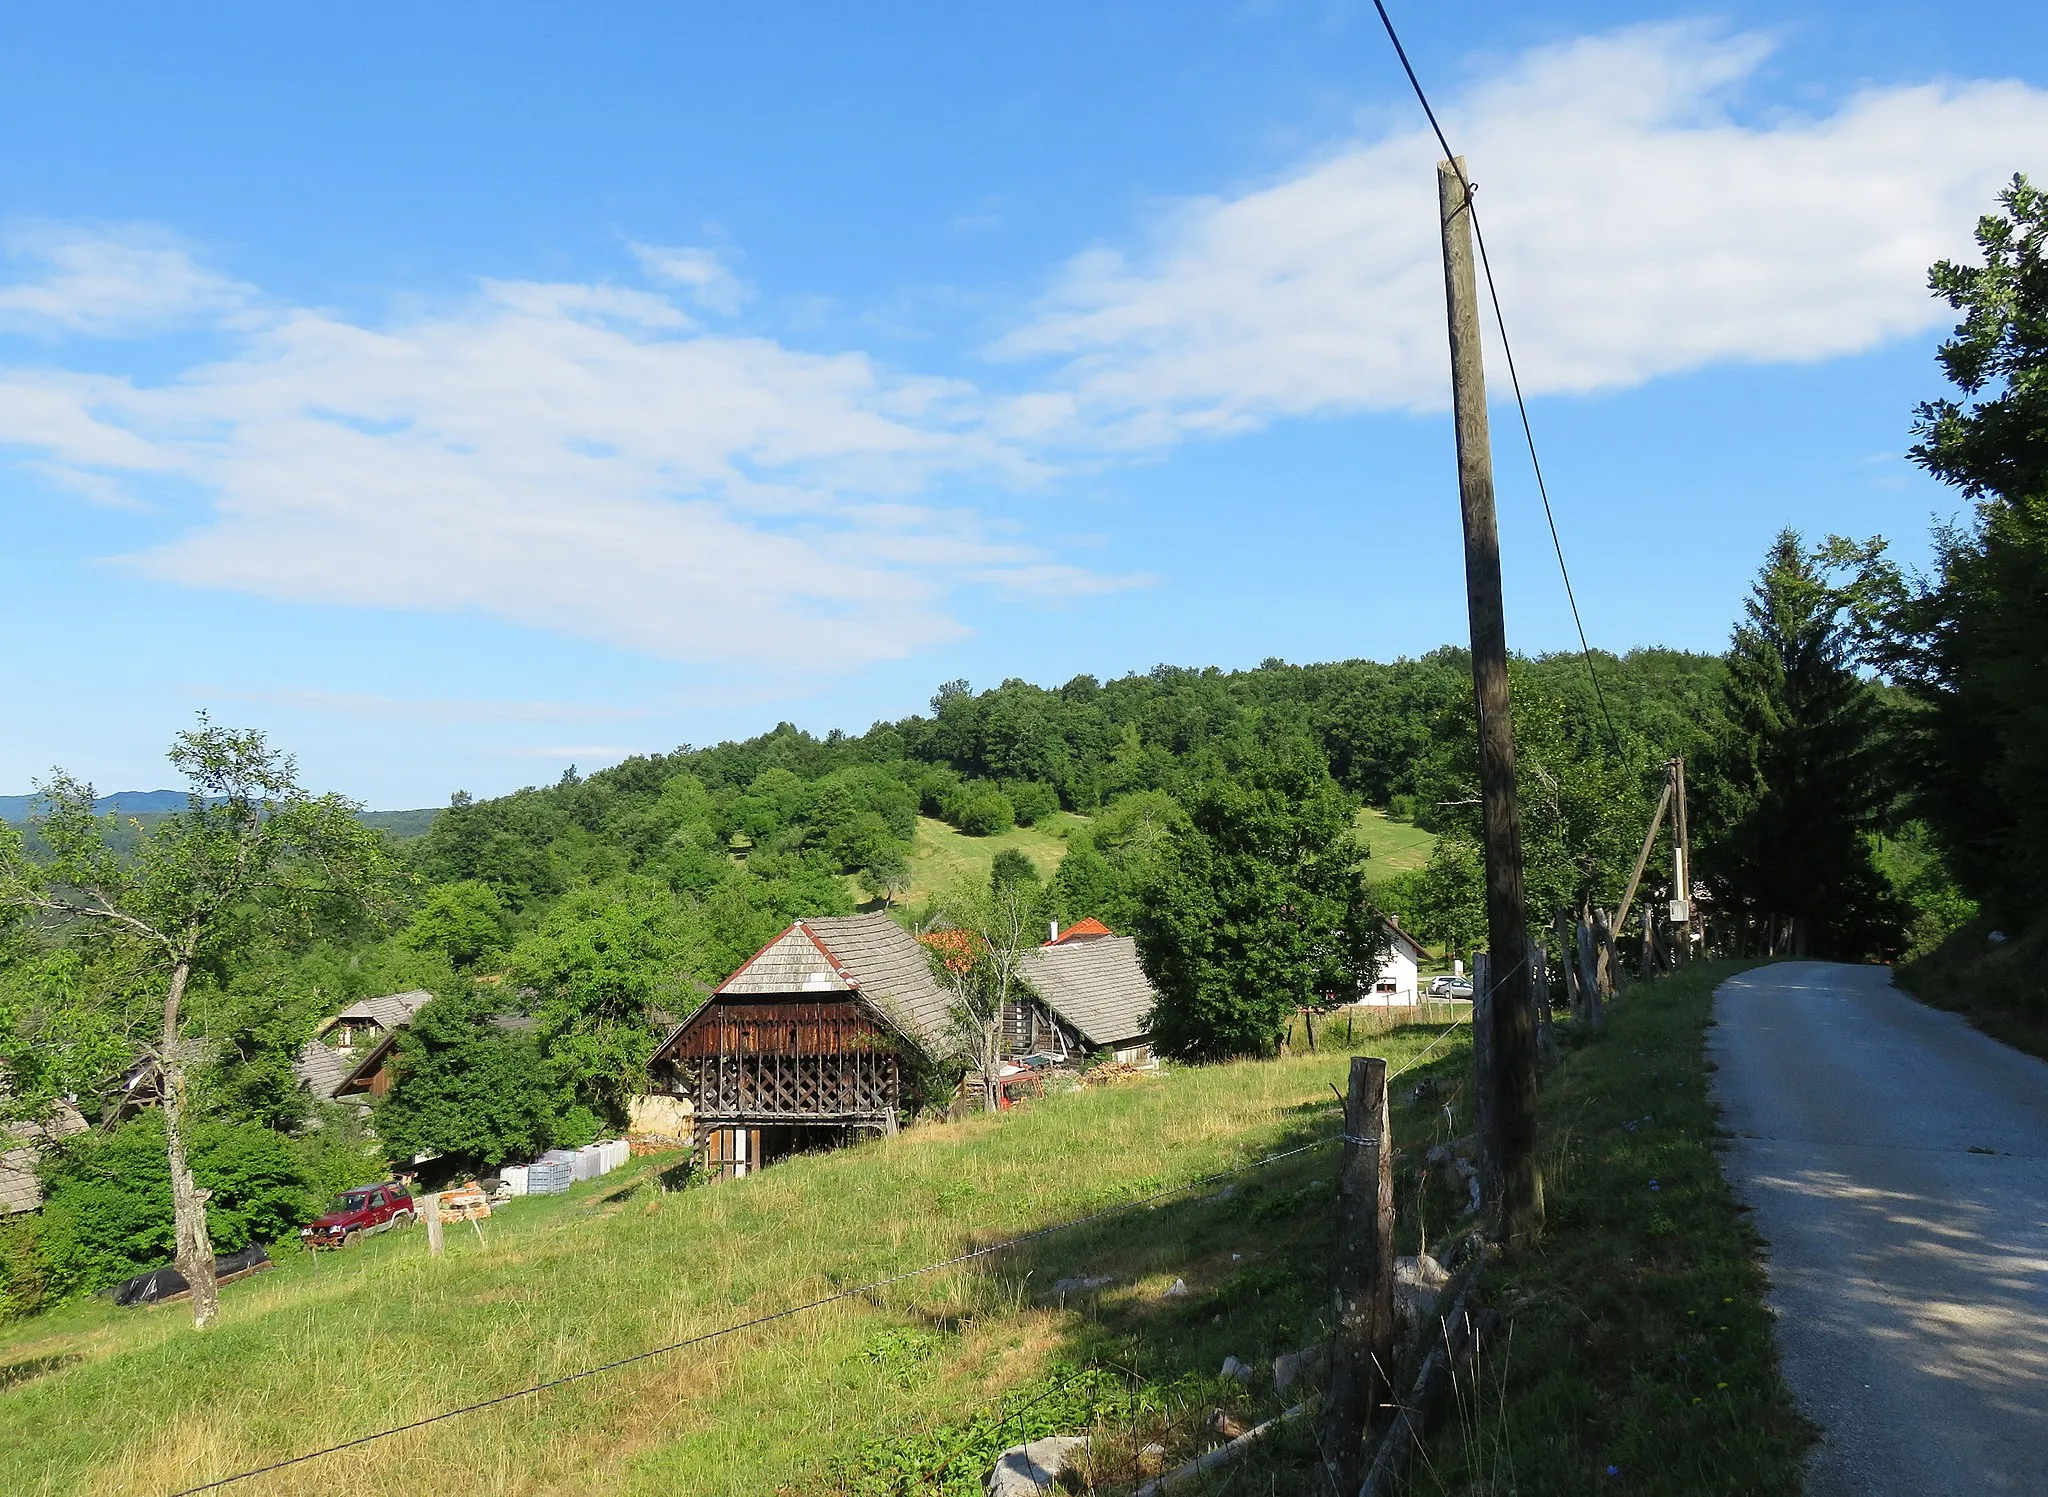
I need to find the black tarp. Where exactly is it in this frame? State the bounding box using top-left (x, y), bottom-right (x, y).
top-left (111, 1242), bottom-right (270, 1307)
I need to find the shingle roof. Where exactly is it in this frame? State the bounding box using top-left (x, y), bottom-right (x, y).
top-left (1, 1103), bottom-right (88, 1216)
top-left (1047, 916), bottom-right (1115, 945)
top-left (292, 1040), bottom-right (352, 1102)
top-left (716, 914), bottom-right (958, 1055)
top-left (323, 990), bottom-right (433, 1034)
top-left (1016, 935), bottom-right (1157, 1048)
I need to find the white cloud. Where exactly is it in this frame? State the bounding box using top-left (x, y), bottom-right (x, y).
top-left (997, 23), bottom-right (2048, 439)
top-left (631, 243), bottom-right (750, 315)
top-left (0, 223), bottom-right (254, 335)
top-left (0, 273), bottom-right (1132, 669)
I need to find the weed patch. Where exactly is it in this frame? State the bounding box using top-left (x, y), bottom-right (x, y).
top-left (1411, 961), bottom-right (1814, 1497)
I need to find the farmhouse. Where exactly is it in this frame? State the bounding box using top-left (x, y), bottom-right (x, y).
top-left (1357, 919), bottom-right (1430, 1006)
top-left (648, 914), bottom-right (954, 1180)
top-left (292, 989), bottom-right (435, 1106)
top-left (1006, 920), bottom-right (1158, 1066)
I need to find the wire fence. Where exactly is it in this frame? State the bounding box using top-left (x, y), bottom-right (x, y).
top-left (166, 1014), bottom-right (1471, 1497)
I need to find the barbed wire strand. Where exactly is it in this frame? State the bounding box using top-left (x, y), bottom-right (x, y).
top-left (1366, 0), bottom-right (1624, 756)
top-left (168, 1018), bottom-right (1474, 1497)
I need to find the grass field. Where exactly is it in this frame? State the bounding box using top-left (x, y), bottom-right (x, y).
top-left (1415, 959), bottom-right (1814, 1496)
top-left (899, 812), bottom-right (1087, 905)
top-left (1353, 807), bottom-right (1437, 882)
top-left (0, 1014), bottom-right (1472, 1497)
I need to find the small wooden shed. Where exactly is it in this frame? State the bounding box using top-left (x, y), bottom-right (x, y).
top-left (1008, 924), bottom-right (1159, 1066)
top-left (648, 914), bottom-right (954, 1180)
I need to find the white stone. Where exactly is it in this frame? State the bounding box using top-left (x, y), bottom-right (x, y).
top-left (989, 1435), bottom-right (1088, 1497)
top-left (1161, 1277), bottom-right (1191, 1299)
top-left (1220, 1355), bottom-right (1253, 1383)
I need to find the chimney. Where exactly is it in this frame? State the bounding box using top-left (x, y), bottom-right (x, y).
top-left (1048, 920), bottom-right (1059, 942)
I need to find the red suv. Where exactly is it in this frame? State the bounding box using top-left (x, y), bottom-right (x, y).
top-left (301, 1182), bottom-right (414, 1248)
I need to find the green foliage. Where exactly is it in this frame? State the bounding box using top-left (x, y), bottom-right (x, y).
top-left (1002, 779), bottom-right (1059, 827)
top-left (988, 848), bottom-right (1039, 889)
top-left (404, 879), bottom-right (510, 968)
top-left (1135, 728), bottom-right (1387, 1059)
top-left (371, 992), bottom-right (558, 1170)
top-left (1699, 532), bottom-right (1898, 957)
top-left (34, 1113), bottom-right (313, 1297)
top-left (1861, 174), bottom-right (2048, 927)
top-left (1378, 837), bottom-right (1487, 958)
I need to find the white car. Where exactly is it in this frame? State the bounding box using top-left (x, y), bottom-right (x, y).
top-left (1428, 974), bottom-right (1474, 999)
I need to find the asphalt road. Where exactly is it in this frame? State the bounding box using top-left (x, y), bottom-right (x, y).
top-left (1710, 962), bottom-right (2048, 1496)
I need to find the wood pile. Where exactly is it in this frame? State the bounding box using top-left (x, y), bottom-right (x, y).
top-left (1081, 1061), bottom-right (1151, 1088)
top-left (435, 1181), bottom-right (492, 1222)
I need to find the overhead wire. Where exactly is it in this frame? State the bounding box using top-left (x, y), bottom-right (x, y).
top-left (1367, 0), bottom-right (1625, 757)
top-left (168, 1011), bottom-right (1476, 1497)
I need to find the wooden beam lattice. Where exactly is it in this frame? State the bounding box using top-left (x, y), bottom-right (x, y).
top-left (680, 1050), bottom-right (898, 1120)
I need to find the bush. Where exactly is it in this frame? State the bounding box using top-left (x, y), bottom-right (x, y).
top-left (0, 1217), bottom-right (46, 1322)
top-left (372, 993), bottom-right (560, 1171)
top-left (947, 786), bottom-right (1015, 837)
top-left (1003, 780), bottom-right (1060, 827)
top-left (34, 1113), bottom-right (314, 1297)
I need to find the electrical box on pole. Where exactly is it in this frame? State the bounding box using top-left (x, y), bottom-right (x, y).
top-left (1437, 157), bottom-right (1542, 1245)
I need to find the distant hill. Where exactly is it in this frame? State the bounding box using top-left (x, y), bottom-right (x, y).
top-left (2, 791), bottom-right (442, 843)
top-left (0, 789), bottom-right (199, 820)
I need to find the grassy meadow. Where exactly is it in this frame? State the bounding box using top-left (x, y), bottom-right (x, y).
top-left (1353, 808), bottom-right (1436, 883)
top-left (0, 1012), bottom-right (1471, 1497)
top-left (1414, 960), bottom-right (1814, 1497)
top-left (899, 812), bottom-right (1087, 904)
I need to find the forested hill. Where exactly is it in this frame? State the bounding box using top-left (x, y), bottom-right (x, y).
top-left (406, 647), bottom-right (1725, 948)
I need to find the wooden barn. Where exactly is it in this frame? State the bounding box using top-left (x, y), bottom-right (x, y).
top-left (1006, 920), bottom-right (1159, 1067)
top-left (648, 914), bottom-right (954, 1180)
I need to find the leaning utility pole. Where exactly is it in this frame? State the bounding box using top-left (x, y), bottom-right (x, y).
top-left (1671, 756), bottom-right (1693, 965)
top-left (1437, 157), bottom-right (1542, 1244)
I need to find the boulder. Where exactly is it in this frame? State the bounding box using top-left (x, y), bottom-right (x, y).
top-left (1272, 1345), bottom-right (1322, 1394)
top-left (1393, 1253), bottom-right (1452, 1346)
top-left (1049, 1274), bottom-right (1113, 1296)
top-left (989, 1435), bottom-right (1089, 1497)
top-left (1219, 1355), bottom-right (1253, 1384)
top-left (1161, 1277), bottom-right (1191, 1299)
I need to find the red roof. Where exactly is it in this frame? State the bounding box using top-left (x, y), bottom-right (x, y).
top-left (1046, 917), bottom-right (1114, 946)
top-left (917, 928), bottom-right (980, 973)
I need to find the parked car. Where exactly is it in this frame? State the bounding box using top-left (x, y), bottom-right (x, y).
top-left (301, 1182), bottom-right (414, 1249)
top-left (1429, 974), bottom-right (1474, 999)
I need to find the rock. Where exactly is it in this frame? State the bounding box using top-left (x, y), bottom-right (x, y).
top-left (988, 1435), bottom-right (1089, 1497)
top-left (1050, 1274), bottom-right (1113, 1296)
top-left (1272, 1345), bottom-right (1321, 1394)
top-left (1393, 1253), bottom-right (1452, 1346)
top-left (1219, 1355), bottom-right (1253, 1383)
top-left (1137, 1443), bottom-right (1167, 1477)
top-left (1161, 1277), bottom-right (1191, 1299)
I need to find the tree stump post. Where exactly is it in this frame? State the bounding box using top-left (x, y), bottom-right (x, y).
top-left (1321, 1055), bottom-right (1395, 1495)
top-left (423, 1188), bottom-right (444, 1258)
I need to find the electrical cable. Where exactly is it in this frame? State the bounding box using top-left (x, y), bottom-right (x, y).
top-left (165, 1128), bottom-right (1357, 1496)
top-left (1368, 0), bottom-right (1625, 756)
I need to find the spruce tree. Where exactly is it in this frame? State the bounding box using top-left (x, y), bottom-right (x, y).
top-left (1702, 532), bottom-right (1895, 956)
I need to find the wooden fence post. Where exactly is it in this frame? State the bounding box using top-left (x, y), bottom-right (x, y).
top-left (1528, 930), bottom-right (1554, 1067)
top-left (422, 1188), bottom-right (444, 1258)
top-left (1556, 908), bottom-right (1582, 1024)
top-left (1576, 914), bottom-right (1605, 1030)
top-left (1595, 909), bottom-right (1619, 1002)
top-left (1471, 952), bottom-right (1495, 1203)
top-left (1321, 1056), bottom-right (1395, 1495)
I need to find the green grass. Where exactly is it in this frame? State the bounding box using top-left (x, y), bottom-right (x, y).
top-left (899, 812), bottom-right (1087, 905)
top-left (1894, 918), bottom-right (2048, 1063)
top-left (0, 1018), bottom-right (1471, 1497)
top-left (1413, 960), bottom-right (1815, 1496)
top-left (1354, 807), bottom-right (1437, 882)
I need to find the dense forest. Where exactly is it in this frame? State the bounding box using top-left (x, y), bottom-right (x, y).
top-left (6, 174), bottom-right (2043, 1323)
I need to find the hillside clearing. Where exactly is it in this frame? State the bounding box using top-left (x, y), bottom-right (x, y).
top-left (901, 812), bottom-right (1086, 904)
top-left (0, 1013), bottom-right (1469, 1497)
top-left (1354, 807), bottom-right (1436, 881)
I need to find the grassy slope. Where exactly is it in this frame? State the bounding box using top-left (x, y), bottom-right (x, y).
top-left (1894, 919), bottom-right (2048, 1063)
top-left (0, 1016), bottom-right (1470, 1497)
top-left (1417, 960), bottom-right (1814, 1497)
top-left (900, 812), bottom-right (1087, 905)
top-left (1354, 807), bottom-right (1437, 882)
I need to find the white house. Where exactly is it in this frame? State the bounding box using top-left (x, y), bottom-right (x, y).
top-left (1356, 920), bottom-right (1429, 1007)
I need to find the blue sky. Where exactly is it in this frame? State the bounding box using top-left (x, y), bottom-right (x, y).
top-left (3, 2), bottom-right (2044, 808)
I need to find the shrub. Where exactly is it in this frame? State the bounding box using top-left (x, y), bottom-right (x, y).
top-left (947, 785), bottom-right (1015, 837)
top-left (1003, 780), bottom-right (1060, 827)
top-left (34, 1113), bottom-right (313, 1297)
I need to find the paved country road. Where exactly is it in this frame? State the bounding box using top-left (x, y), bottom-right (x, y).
top-left (1710, 962), bottom-right (2048, 1496)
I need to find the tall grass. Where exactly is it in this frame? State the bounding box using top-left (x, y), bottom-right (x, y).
top-left (0, 1018), bottom-right (1469, 1497)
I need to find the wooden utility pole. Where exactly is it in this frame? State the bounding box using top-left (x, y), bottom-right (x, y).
top-left (1322, 1056), bottom-right (1396, 1494)
top-left (1671, 757), bottom-right (1693, 966)
top-left (1437, 157), bottom-right (1541, 1243)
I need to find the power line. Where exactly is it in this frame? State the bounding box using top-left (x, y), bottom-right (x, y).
top-left (165, 1136), bottom-right (1322, 1495)
top-left (1367, 0), bottom-right (1625, 757)
top-left (168, 1017), bottom-right (1475, 1496)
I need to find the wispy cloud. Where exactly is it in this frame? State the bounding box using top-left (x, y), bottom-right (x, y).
top-left (0, 222), bottom-right (255, 335)
top-left (630, 243), bottom-right (750, 316)
top-left (996, 23), bottom-right (2048, 441)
